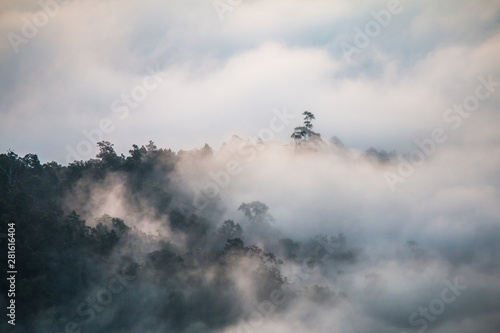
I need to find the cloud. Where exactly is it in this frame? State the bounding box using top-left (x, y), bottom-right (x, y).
top-left (1, 0), bottom-right (499, 161)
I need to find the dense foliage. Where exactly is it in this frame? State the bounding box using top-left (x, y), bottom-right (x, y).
top-left (0, 140), bottom-right (355, 333)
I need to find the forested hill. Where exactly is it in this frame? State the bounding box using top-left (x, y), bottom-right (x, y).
top-left (0, 140), bottom-right (354, 333)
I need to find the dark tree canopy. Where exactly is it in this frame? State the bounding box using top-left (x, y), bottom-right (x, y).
top-left (291, 111), bottom-right (322, 145)
top-left (0, 141), bottom-right (353, 333)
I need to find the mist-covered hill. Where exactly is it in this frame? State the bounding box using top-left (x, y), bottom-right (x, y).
top-left (1, 124), bottom-right (500, 332)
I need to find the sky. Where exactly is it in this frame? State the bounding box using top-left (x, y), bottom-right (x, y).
top-left (1, 0), bottom-right (499, 163)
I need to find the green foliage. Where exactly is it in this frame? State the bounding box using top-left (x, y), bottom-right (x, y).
top-left (238, 201), bottom-right (273, 223)
top-left (147, 243), bottom-right (185, 277)
top-left (0, 141), bottom-right (349, 332)
top-left (217, 219), bottom-right (242, 240)
top-left (290, 111), bottom-right (322, 146)
top-left (291, 111), bottom-right (318, 139)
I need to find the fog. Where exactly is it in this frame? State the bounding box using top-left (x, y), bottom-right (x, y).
top-left (41, 132), bottom-right (499, 333)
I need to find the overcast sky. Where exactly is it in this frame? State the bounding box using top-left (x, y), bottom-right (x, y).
top-left (0, 0), bottom-right (499, 164)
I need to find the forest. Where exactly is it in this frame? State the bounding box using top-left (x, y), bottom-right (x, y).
top-left (0, 114), bottom-right (361, 333)
top-left (1, 108), bottom-right (500, 333)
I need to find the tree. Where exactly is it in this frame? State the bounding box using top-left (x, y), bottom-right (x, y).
top-left (217, 219), bottom-right (242, 240)
top-left (303, 111), bottom-right (315, 131)
top-left (22, 153), bottom-right (42, 174)
top-left (330, 136), bottom-right (345, 148)
top-left (201, 143), bottom-right (213, 156)
top-left (365, 147), bottom-right (396, 163)
top-left (0, 150), bottom-right (20, 195)
top-left (291, 111), bottom-right (321, 145)
top-left (238, 201), bottom-right (281, 250)
top-left (145, 140), bottom-right (157, 152)
top-left (238, 201), bottom-right (272, 223)
top-left (128, 144), bottom-right (147, 163)
top-left (96, 141), bottom-right (122, 168)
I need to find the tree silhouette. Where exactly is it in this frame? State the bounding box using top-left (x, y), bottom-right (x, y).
top-left (96, 141), bottom-right (122, 168)
top-left (291, 111), bottom-right (321, 145)
top-left (238, 201), bottom-right (273, 224)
